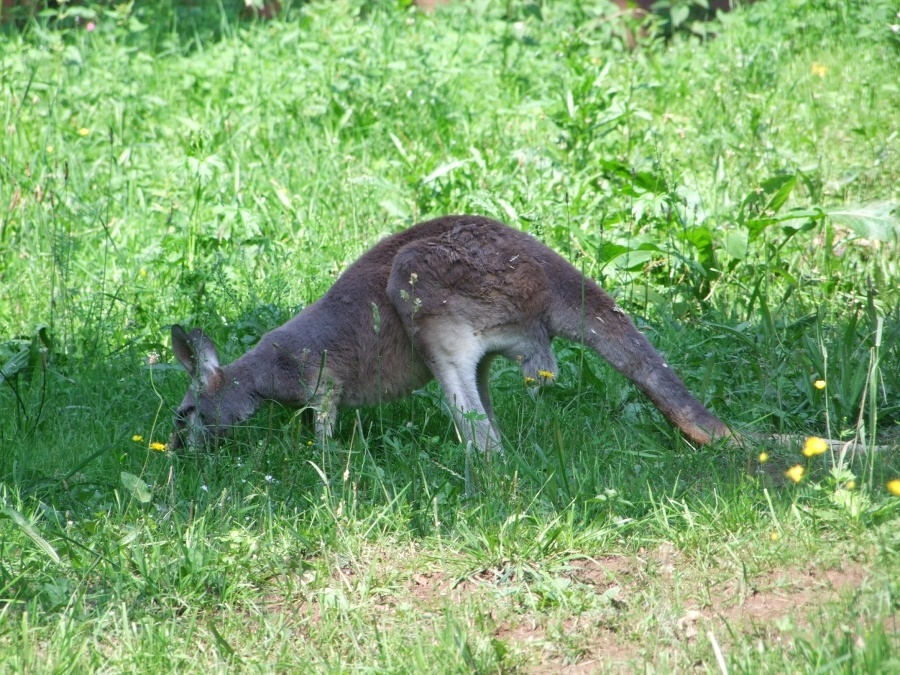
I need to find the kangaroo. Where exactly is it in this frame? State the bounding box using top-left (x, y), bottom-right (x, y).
top-left (169, 215), bottom-right (730, 451)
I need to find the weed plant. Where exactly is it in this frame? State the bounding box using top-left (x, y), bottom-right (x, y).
top-left (1, 0), bottom-right (899, 671)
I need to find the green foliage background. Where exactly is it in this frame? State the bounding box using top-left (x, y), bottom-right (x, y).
top-left (0, 0), bottom-right (898, 671)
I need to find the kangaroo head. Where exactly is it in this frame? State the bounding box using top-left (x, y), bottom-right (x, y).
top-left (169, 325), bottom-right (245, 450)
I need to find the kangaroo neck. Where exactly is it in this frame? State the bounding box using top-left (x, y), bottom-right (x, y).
top-left (232, 322), bottom-right (326, 410)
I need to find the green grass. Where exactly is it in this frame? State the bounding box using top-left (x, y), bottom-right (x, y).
top-left (1, 0), bottom-right (899, 671)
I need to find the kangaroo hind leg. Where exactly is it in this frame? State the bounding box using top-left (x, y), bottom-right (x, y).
top-left (476, 355), bottom-right (499, 428)
top-left (412, 318), bottom-right (502, 451)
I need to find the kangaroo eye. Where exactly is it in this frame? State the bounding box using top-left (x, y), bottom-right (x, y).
top-left (174, 405), bottom-right (195, 428)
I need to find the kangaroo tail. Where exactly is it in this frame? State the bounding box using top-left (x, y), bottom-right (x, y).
top-left (548, 267), bottom-right (730, 445)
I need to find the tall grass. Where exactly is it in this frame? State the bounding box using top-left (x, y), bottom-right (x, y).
top-left (1, 0), bottom-right (898, 671)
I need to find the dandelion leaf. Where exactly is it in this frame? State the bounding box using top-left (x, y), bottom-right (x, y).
top-left (120, 472), bottom-right (152, 504)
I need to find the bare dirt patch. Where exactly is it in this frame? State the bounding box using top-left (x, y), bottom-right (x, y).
top-left (403, 555), bottom-right (643, 673)
top-left (408, 570), bottom-right (484, 607)
top-left (519, 557), bottom-right (641, 674)
top-left (564, 555), bottom-right (634, 587)
top-left (496, 615), bottom-right (639, 675)
top-left (712, 562), bottom-right (869, 626)
top-left (487, 554), bottom-right (872, 672)
top-left (495, 618), bottom-right (548, 648)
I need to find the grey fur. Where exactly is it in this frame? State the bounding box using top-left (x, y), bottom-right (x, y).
top-left (169, 216), bottom-right (730, 450)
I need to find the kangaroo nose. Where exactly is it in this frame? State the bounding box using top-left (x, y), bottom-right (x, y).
top-left (167, 430), bottom-right (185, 452)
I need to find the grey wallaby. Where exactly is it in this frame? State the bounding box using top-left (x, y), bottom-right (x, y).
top-left (170, 216), bottom-right (730, 451)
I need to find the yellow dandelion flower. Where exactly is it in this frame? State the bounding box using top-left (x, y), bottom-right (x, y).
top-left (524, 376), bottom-right (535, 385)
top-left (785, 465), bottom-right (805, 483)
top-left (46, 145), bottom-right (54, 154)
top-left (149, 442), bottom-right (167, 452)
top-left (814, 379), bottom-right (826, 390)
top-left (845, 480), bottom-right (856, 490)
top-left (887, 480), bottom-right (900, 496)
top-left (769, 531), bottom-right (780, 542)
top-left (139, 268), bottom-right (147, 278)
top-left (78, 128), bottom-right (90, 136)
top-left (758, 452), bottom-right (769, 463)
top-left (803, 436), bottom-right (828, 458)
top-left (811, 63), bottom-right (827, 78)
top-left (132, 435), bottom-right (143, 442)
top-left (537, 370), bottom-right (555, 380)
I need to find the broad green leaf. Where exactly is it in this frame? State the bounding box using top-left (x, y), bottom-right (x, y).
top-left (769, 265), bottom-right (800, 287)
top-left (762, 175), bottom-right (797, 215)
top-left (599, 160), bottom-right (668, 194)
top-left (62, 45), bottom-right (82, 67)
top-left (422, 159), bottom-right (468, 184)
top-left (1, 348), bottom-right (29, 380)
top-left (127, 17), bottom-right (148, 33)
top-left (739, 174), bottom-right (798, 240)
top-left (0, 504), bottom-right (60, 563)
top-left (671, 4), bottom-right (690, 28)
top-left (58, 6), bottom-right (97, 19)
top-left (722, 230), bottom-right (749, 259)
top-left (120, 472), bottom-right (152, 504)
top-left (683, 226), bottom-right (714, 264)
top-left (379, 198), bottom-right (411, 219)
top-left (825, 202), bottom-right (899, 241)
top-left (780, 219), bottom-right (819, 238)
top-left (595, 241), bottom-right (631, 263)
top-left (603, 249), bottom-right (656, 271)
top-left (766, 208), bottom-right (825, 223)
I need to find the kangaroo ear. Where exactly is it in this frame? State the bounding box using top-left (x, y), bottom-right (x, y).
top-left (171, 324), bottom-right (223, 391)
top-left (171, 325), bottom-right (198, 375)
